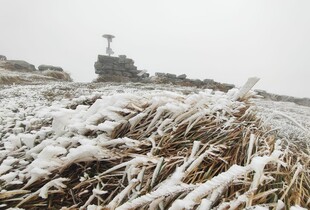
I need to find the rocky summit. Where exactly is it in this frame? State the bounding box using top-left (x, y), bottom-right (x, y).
top-left (94, 55), bottom-right (148, 81)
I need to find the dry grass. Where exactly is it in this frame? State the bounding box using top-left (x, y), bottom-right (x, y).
top-left (0, 90), bottom-right (309, 209)
top-left (0, 75), bottom-right (28, 84)
top-left (0, 69), bottom-right (72, 85)
top-left (41, 70), bottom-right (72, 82)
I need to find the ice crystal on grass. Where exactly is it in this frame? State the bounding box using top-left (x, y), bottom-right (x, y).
top-left (0, 82), bottom-right (309, 209)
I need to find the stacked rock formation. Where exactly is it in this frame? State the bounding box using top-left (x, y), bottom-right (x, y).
top-left (94, 55), bottom-right (149, 82)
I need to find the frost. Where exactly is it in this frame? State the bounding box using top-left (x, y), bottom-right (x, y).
top-left (290, 205), bottom-right (308, 210)
top-left (63, 144), bottom-right (107, 165)
top-left (38, 178), bottom-right (69, 199)
top-left (0, 82), bottom-right (308, 209)
top-left (97, 120), bottom-right (120, 134)
top-left (86, 205), bottom-right (103, 210)
top-left (0, 172), bottom-right (18, 183)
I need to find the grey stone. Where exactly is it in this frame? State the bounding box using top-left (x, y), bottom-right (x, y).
top-left (166, 73), bottom-right (177, 79)
top-left (94, 61), bottom-right (103, 70)
top-left (155, 72), bottom-right (166, 77)
top-left (113, 71), bottom-right (122, 76)
top-left (5, 60), bottom-right (36, 71)
top-left (128, 69), bottom-right (140, 74)
top-left (125, 59), bottom-right (134, 64)
top-left (222, 83), bottom-right (235, 89)
top-left (118, 55), bottom-right (127, 63)
top-left (38, 65), bottom-right (63, 72)
top-left (141, 73), bottom-right (150, 78)
top-left (123, 72), bottom-right (133, 77)
top-left (98, 55), bottom-right (118, 63)
top-left (0, 55), bottom-right (7, 61)
top-left (177, 74), bottom-right (187, 79)
top-left (203, 79), bottom-right (215, 84)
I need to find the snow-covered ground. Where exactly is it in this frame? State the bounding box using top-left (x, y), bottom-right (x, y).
top-left (1, 82), bottom-right (308, 148)
top-left (255, 99), bottom-right (310, 147)
top-left (0, 82), bottom-right (309, 209)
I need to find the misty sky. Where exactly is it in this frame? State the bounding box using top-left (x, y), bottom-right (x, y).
top-left (1, 0), bottom-right (310, 98)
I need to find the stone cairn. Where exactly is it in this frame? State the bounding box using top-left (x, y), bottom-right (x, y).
top-left (94, 55), bottom-right (149, 82)
top-left (94, 34), bottom-right (235, 92)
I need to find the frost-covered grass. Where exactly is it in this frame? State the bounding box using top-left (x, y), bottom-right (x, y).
top-left (0, 67), bottom-right (72, 84)
top-left (0, 82), bottom-right (309, 209)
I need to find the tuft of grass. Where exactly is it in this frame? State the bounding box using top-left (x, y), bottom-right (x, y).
top-left (0, 89), bottom-right (309, 210)
top-left (41, 70), bottom-right (72, 81)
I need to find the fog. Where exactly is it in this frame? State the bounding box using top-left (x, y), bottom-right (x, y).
top-left (1, 0), bottom-right (309, 98)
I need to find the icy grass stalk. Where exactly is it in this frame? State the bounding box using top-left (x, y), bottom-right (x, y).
top-left (17, 178), bottom-right (69, 207)
top-left (169, 140), bottom-right (285, 210)
top-left (115, 143), bottom-right (204, 210)
top-left (280, 163), bottom-right (303, 200)
top-left (246, 134), bottom-right (256, 165)
top-left (185, 146), bottom-right (216, 175)
top-left (38, 178), bottom-right (69, 199)
top-left (106, 179), bottom-right (139, 210)
top-left (81, 187), bottom-right (107, 210)
top-left (169, 164), bottom-right (249, 210)
top-left (151, 157), bottom-right (164, 188)
top-left (115, 183), bottom-right (198, 210)
top-left (196, 185), bottom-right (226, 210)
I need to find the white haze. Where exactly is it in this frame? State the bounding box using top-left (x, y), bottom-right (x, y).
top-left (0, 0), bottom-right (309, 98)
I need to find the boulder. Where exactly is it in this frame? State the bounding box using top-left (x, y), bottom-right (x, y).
top-left (0, 55), bottom-right (7, 61)
top-left (203, 79), bottom-right (215, 84)
top-left (3, 60), bottom-right (36, 72)
top-left (177, 74), bottom-right (187, 79)
top-left (38, 65), bottom-right (63, 72)
top-left (166, 73), bottom-right (177, 79)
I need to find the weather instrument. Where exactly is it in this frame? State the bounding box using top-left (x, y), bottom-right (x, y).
top-left (102, 34), bottom-right (115, 56)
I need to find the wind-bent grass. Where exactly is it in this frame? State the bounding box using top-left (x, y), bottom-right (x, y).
top-left (0, 87), bottom-right (309, 210)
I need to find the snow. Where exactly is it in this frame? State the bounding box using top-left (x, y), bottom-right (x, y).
top-left (0, 82), bottom-right (309, 209)
top-left (38, 177), bottom-right (69, 199)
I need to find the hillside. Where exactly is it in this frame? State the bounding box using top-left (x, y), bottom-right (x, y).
top-left (0, 60), bottom-right (72, 85)
top-left (0, 82), bottom-right (309, 209)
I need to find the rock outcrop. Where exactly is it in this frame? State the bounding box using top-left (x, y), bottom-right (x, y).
top-left (152, 72), bottom-right (235, 92)
top-left (38, 65), bottom-right (63, 72)
top-left (93, 54), bottom-right (236, 92)
top-left (0, 60), bottom-right (36, 72)
top-left (94, 55), bottom-right (149, 82)
top-left (0, 58), bottom-right (72, 84)
top-left (0, 55), bottom-right (7, 61)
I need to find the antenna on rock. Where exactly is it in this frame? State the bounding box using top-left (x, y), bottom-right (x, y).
top-left (102, 34), bottom-right (115, 56)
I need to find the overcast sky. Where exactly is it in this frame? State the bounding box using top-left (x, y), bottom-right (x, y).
top-left (1, 0), bottom-right (309, 98)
